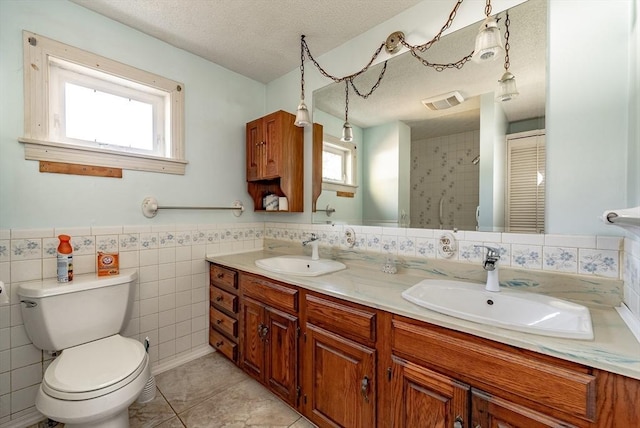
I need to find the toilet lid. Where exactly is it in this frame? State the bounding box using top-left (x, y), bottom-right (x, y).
top-left (43, 335), bottom-right (146, 396)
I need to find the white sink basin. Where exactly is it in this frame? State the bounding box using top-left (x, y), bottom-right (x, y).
top-left (402, 280), bottom-right (593, 340)
top-left (255, 256), bottom-right (346, 277)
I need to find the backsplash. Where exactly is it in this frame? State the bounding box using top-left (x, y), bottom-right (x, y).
top-left (0, 221), bottom-right (637, 427)
top-left (265, 223), bottom-right (623, 278)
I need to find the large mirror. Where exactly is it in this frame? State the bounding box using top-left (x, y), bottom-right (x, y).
top-left (312, 0), bottom-right (546, 232)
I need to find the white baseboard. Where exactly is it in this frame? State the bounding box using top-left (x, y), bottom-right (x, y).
top-left (151, 345), bottom-right (215, 376)
top-left (616, 304), bottom-right (640, 343)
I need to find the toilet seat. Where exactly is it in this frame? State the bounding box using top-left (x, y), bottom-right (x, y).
top-left (42, 335), bottom-right (147, 401)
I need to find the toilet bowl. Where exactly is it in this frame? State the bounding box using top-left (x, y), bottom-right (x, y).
top-left (18, 270), bottom-right (147, 428)
top-left (36, 335), bottom-right (150, 428)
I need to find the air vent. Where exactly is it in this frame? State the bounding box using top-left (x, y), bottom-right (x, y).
top-left (421, 91), bottom-right (465, 111)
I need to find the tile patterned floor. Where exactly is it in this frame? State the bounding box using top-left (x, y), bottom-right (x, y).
top-left (32, 352), bottom-right (316, 428)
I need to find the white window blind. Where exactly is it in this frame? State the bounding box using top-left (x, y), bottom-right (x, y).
top-left (506, 132), bottom-right (546, 233)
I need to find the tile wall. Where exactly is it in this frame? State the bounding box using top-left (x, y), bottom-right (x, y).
top-left (410, 130), bottom-right (480, 230)
top-left (0, 221), bottom-right (637, 427)
top-left (0, 223), bottom-right (264, 426)
top-left (624, 235), bottom-right (640, 318)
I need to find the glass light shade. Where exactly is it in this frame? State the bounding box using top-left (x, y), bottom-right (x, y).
top-left (341, 122), bottom-right (353, 142)
top-left (294, 100), bottom-right (311, 127)
top-left (472, 17), bottom-right (504, 63)
top-left (496, 71), bottom-right (519, 102)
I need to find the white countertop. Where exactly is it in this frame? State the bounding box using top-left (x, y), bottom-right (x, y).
top-left (207, 248), bottom-right (640, 381)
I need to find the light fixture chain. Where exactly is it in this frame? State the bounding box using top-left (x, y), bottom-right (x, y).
top-left (400, 0), bottom-right (465, 53)
top-left (344, 80), bottom-right (349, 121)
top-left (301, 37), bottom-right (386, 88)
top-left (300, 35), bottom-right (306, 99)
top-left (484, 0), bottom-right (492, 17)
top-left (349, 61), bottom-right (388, 98)
top-left (504, 10), bottom-right (511, 71)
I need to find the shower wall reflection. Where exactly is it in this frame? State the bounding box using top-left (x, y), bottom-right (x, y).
top-left (410, 130), bottom-right (480, 230)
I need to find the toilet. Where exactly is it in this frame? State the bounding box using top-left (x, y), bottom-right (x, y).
top-left (17, 269), bottom-right (150, 428)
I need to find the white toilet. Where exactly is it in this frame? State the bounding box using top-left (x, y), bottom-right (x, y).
top-left (17, 269), bottom-right (150, 428)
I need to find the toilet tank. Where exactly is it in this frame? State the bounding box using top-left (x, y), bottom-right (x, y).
top-left (17, 270), bottom-right (137, 352)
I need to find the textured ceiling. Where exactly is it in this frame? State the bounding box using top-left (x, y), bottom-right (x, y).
top-left (70, 0), bottom-right (424, 83)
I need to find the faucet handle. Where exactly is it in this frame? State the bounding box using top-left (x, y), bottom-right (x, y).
top-left (474, 245), bottom-right (500, 259)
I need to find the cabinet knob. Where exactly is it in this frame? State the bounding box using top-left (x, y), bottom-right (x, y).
top-left (217, 273), bottom-right (224, 279)
top-left (216, 319), bottom-right (223, 325)
top-left (361, 376), bottom-right (370, 403)
top-left (215, 340), bottom-right (223, 347)
top-left (453, 415), bottom-right (463, 428)
top-left (215, 295), bottom-right (223, 302)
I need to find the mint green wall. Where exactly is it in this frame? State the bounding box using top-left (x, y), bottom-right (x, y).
top-left (546, 0), bottom-right (632, 235)
top-left (478, 93), bottom-right (507, 231)
top-left (0, 0), bottom-right (266, 229)
top-left (629, 0), bottom-right (639, 208)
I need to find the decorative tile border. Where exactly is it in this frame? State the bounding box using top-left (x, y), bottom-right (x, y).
top-left (265, 222), bottom-right (624, 281)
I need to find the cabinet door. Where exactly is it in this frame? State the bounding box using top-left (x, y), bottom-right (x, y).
top-left (390, 356), bottom-right (469, 428)
top-left (472, 389), bottom-right (579, 428)
top-left (246, 118), bottom-right (262, 181)
top-left (262, 112), bottom-right (281, 179)
top-left (265, 306), bottom-right (298, 406)
top-left (241, 297), bottom-right (265, 381)
top-left (304, 324), bottom-right (375, 428)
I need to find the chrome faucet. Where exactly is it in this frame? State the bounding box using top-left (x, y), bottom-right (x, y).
top-left (303, 233), bottom-right (320, 260)
top-left (475, 245), bottom-right (501, 292)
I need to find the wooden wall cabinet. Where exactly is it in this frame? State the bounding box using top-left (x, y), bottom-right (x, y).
top-left (208, 264), bottom-right (239, 362)
top-left (246, 110), bottom-right (304, 212)
top-left (239, 272), bottom-right (300, 407)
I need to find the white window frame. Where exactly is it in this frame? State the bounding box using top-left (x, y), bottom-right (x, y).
top-left (19, 31), bottom-right (187, 174)
top-left (322, 134), bottom-right (358, 193)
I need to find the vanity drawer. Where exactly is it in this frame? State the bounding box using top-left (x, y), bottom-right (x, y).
top-left (209, 328), bottom-right (237, 362)
top-left (210, 307), bottom-right (238, 338)
top-left (210, 285), bottom-right (238, 314)
top-left (240, 273), bottom-right (298, 314)
top-left (392, 317), bottom-right (596, 421)
top-left (210, 264), bottom-right (237, 292)
top-left (305, 293), bottom-right (376, 345)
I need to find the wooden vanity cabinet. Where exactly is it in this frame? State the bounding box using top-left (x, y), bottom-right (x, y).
top-left (239, 272), bottom-right (300, 407)
top-left (301, 292), bottom-right (378, 428)
top-left (210, 264), bottom-right (640, 428)
top-left (246, 110), bottom-right (304, 212)
top-left (389, 315), bottom-right (619, 428)
top-left (390, 356), bottom-right (469, 428)
top-left (208, 264), bottom-right (239, 362)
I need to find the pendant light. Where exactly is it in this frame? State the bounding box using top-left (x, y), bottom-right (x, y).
top-left (472, 0), bottom-right (503, 63)
top-left (294, 35), bottom-right (311, 127)
top-left (496, 10), bottom-right (519, 102)
top-left (341, 80), bottom-right (353, 142)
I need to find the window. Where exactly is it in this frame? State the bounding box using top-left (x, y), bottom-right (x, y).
top-left (506, 131), bottom-right (546, 233)
top-left (20, 31), bottom-right (186, 174)
top-left (322, 134), bottom-right (357, 193)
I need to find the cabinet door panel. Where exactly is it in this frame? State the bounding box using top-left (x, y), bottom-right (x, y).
top-left (472, 389), bottom-right (580, 428)
top-left (241, 297), bottom-right (264, 380)
top-left (246, 118), bottom-right (262, 181)
top-left (391, 356), bottom-right (469, 428)
top-left (266, 307), bottom-right (298, 406)
top-left (263, 113), bottom-right (281, 178)
top-left (305, 325), bottom-right (375, 428)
